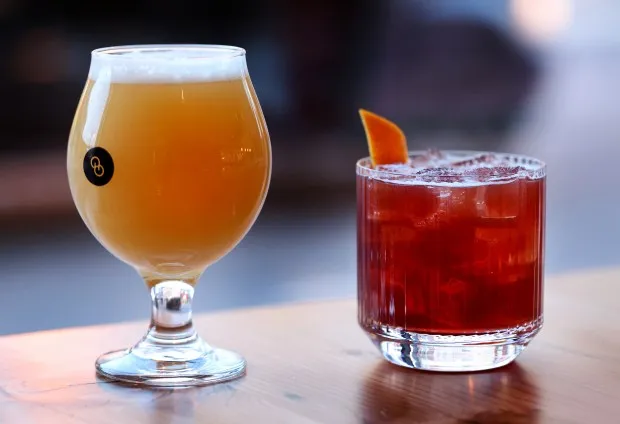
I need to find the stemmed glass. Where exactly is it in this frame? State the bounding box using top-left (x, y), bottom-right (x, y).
top-left (67, 45), bottom-right (271, 386)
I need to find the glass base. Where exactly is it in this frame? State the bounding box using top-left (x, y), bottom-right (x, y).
top-left (96, 336), bottom-right (246, 387)
top-left (364, 319), bottom-right (542, 372)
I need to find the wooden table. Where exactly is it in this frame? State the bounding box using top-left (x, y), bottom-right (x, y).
top-left (1, 268), bottom-right (619, 423)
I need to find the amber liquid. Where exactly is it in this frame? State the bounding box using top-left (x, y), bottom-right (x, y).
top-left (68, 78), bottom-right (271, 278)
top-left (358, 175), bottom-right (545, 334)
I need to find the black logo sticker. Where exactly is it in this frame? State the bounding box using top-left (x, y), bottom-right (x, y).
top-left (83, 147), bottom-right (114, 186)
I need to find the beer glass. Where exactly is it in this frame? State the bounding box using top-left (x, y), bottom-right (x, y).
top-left (67, 45), bottom-right (271, 386)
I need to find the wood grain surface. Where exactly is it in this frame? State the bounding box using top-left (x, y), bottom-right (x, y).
top-left (1, 268), bottom-right (619, 423)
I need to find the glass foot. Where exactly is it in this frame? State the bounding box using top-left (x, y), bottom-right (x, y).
top-left (96, 336), bottom-right (246, 387)
top-left (364, 319), bottom-right (542, 372)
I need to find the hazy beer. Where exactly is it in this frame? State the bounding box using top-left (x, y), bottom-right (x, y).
top-left (68, 50), bottom-right (270, 279)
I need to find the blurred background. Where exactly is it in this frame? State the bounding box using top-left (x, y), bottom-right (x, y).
top-left (0, 0), bottom-right (617, 334)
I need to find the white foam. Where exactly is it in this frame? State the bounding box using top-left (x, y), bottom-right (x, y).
top-left (88, 45), bottom-right (247, 83)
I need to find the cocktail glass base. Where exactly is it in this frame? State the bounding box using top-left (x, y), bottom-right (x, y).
top-left (96, 336), bottom-right (246, 387)
top-left (364, 319), bottom-right (542, 372)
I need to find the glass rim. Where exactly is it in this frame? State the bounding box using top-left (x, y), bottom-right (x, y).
top-left (91, 44), bottom-right (246, 60)
top-left (356, 150), bottom-right (546, 179)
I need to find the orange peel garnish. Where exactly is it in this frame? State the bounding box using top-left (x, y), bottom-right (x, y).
top-left (359, 109), bottom-right (409, 166)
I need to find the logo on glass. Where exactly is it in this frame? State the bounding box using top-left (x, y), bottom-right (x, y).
top-left (83, 147), bottom-right (114, 186)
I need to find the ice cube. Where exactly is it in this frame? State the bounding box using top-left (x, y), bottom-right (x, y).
top-left (415, 167), bottom-right (466, 184)
top-left (368, 182), bottom-right (440, 223)
top-left (464, 166), bottom-right (526, 183)
top-left (433, 277), bottom-right (473, 328)
top-left (411, 148), bottom-right (446, 168)
top-left (450, 154), bottom-right (498, 168)
top-left (439, 185), bottom-right (483, 219)
top-left (481, 179), bottom-right (522, 219)
top-left (374, 163), bottom-right (417, 175)
top-left (426, 148), bottom-right (446, 160)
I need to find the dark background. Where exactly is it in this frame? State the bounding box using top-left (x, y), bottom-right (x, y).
top-left (1, 0), bottom-right (618, 334)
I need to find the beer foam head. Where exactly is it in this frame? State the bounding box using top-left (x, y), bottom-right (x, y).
top-left (89, 45), bottom-right (247, 83)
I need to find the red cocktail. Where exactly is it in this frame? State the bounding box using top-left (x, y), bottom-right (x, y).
top-left (357, 150), bottom-right (545, 371)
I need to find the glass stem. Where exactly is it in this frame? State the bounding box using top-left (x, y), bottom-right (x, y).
top-left (143, 277), bottom-right (199, 345)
